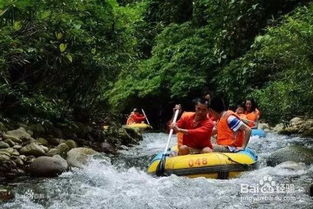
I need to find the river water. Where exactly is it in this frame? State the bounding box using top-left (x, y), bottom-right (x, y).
top-left (1, 132), bottom-right (313, 209)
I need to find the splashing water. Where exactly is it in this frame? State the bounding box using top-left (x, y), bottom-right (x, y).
top-left (1, 132), bottom-right (313, 209)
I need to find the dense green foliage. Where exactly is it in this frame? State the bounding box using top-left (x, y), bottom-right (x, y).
top-left (0, 0), bottom-right (143, 122)
top-left (1, 0), bottom-right (313, 124)
top-left (109, 0), bottom-right (312, 123)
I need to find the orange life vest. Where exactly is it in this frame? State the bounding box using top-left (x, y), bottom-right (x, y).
top-left (216, 110), bottom-right (244, 147)
top-left (177, 112), bottom-right (194, 146)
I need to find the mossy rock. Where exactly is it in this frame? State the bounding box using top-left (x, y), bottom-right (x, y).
top-left (65, 140), bottom-right (77, 149)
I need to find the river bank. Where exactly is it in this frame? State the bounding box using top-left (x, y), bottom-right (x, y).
top-left (0, 121), bottom-right (143, 181)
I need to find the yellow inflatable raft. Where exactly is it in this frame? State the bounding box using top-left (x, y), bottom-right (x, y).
top-left (123, 123), bottom-right (152, 130)
top-left (147, 148), bottom-right (258, 179)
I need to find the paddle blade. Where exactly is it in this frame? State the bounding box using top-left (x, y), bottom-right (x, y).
top-left (155, 156), bottom-right (166, 176)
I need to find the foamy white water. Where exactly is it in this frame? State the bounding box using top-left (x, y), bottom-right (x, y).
top-left (2, 132), bottom-right (313, 209)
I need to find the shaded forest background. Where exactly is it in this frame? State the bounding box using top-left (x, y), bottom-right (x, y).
top-left (1, 0), bottom-right (313, 128)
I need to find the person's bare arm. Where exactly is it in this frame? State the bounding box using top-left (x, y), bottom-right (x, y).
top-left (237, 124), bottom-right (251, 150)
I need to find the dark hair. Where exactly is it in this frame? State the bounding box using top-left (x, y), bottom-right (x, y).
top-left (133, 108), bottom-right (140, 113)
top-left (209, 96), bottom-right (225, 113)
top-left (244, 98), bottom-right (257, 112)
top-left (192, 98), bottom-right (209, 108)
top-left (237, 103), bottom-right (245, 109)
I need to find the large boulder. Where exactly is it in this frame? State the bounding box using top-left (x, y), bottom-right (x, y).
top-left (20, 142), bottom-right (46, 156)
top-left (28, 155), bottom-right (68, 177)
top-left (3, 127), bottom-right (34, 144)
top-left (267, 145), bottom-right (313, 166)
top-left (290, 117), bottom-right (304, 128)
top-left (66, 147), bottom-right (97, 168)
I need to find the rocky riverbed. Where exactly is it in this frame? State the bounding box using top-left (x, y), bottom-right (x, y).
top-left (0, 123), bottom-right (143, 182)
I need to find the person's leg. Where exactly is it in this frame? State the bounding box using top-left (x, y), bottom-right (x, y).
top-left (201, 147), bottom-right (213, 153)
top-left (178, 145), bottom-right (190, 155)
top-left (212, 144), bottom-right (231, 152)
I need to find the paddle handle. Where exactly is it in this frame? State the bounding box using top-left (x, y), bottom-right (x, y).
top-left (163, 109), bottom-right (180, 154)
top-left (141, 108), bottom-right (150, 125)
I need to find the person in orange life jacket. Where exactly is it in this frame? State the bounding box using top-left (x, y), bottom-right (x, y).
top-left (169, 98), bottom-right (214, 155)
top-left (243, 99), bottom-right (260, 128)
top-left (209, 97), bottom-right (251, 152)
top-left (235, 104), bottom-right (252, 126)
top-left (126, 108), bottom-right (146, 125)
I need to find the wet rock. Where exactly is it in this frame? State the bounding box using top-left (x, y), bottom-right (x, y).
top-left (20, 142), bottom-right (46, 156)
top-left (28, 155), bottom-right (68, 177)
top-left (309, 184), bottom-right (313, 197)
top-left (100, 142), bottom-right (115, 154)
top-left (66, 147), bottom-right (97, 168)
top-left (290, 117), bottom-right (304, 128)
top-left (267, 145), bottom-right (313, 166)
top-left (0, 141), bottom-right (10, 149)
top-left (4, 138), bottom-right (15, 146)
top-left (37, 138), bottom-right (49, 146)
top-left (47, 143), bottom-right (70, 157)
top-left (3, 127), bottom-right (34, 144)
top-left (19, 155), bottom-right (26, 162)
top-left (12, 156), bottom-right (24, 166)
top-left (65, 140), bottom-right (77, 149)
top-left (0, 148), bottom-right (15, 156)
top-left (0, 154), bottom-right (11, 161)
top-left (258, 122), bottom-right (269, 130)
top-left (272, 123), bottom-right (284, 133)
top-left (13, 145), bottom-right (22, 150)
top-left (278, 127), bottom-right (299, 135)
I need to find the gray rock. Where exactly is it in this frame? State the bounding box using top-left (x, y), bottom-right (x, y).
top-left (20, 142), bottom-right (46, 156)
top-left (100, 142), bottom-right (115, 154)
top-left (28, 155), bottom-right (68, 177)
top-left (267, 145), bottom-right (313, 166)
top-left (4, 139), bottom-right (15, 147)
top-left (258, 123), bottom-right (269, 130)
top-left (0, 154), bottom-right (10, 161)
top-left (4, 127), bottom-right (34, 143)
top-left (0, 142), bottom-right (10, 149)
top-left (13, 145), bottom-right (22, 150)
top-left (12, 156), bottom-right (24, 166)
top-left (66, 147), bottom-right (97, 168)
top-left (0, 148), bottom-right (15, 156)
top-left (40, 145), bottom-right (49, 153)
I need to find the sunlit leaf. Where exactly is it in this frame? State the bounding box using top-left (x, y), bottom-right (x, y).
top-left (59, 43), bottom-right (67, 52)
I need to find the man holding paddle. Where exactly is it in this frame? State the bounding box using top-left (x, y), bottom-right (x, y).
top-left (169, 98), bottom-right (214, 155)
